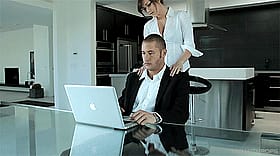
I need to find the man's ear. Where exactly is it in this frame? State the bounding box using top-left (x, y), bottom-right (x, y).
top-left (162, 49), bottom-right (167, 56)
top-left (160, 49), bottom-right (167, 58)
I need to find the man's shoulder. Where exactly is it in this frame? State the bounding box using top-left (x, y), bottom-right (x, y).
top-left (162, 68), bottom-right (187, 80)
top-left (127, 72), bottom-right (140, 80)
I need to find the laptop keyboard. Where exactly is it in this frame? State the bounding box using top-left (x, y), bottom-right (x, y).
top-left (122, 116), bottom-right (138, 128)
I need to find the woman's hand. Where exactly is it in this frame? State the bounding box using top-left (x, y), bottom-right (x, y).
top-left (133, 66), bottom-right (145, 76)
top-left (170, 61), bottom-right (183, 77)
top-left (169, 49), bottom-right (192, 77)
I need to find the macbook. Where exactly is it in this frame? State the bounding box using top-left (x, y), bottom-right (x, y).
top-left (64, 85), bottom-right (137, 130)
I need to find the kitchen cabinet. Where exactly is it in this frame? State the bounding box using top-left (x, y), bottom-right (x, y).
top-left (97, 5), bottom-right (146, 41)
top-left (115, 13), bottom-right (131, 38)
top-left (115, 13), bottom-right (146, 40)
top-left (255, 72), bottom-right (280, 107)
top-left (96, 6), bottom-right (115, 42)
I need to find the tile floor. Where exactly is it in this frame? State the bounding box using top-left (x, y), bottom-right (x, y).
top-left (251, 111), bottom-right (280, 134)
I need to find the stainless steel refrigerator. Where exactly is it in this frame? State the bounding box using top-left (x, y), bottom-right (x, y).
top-left (117, 38), bottom-right (138, 73)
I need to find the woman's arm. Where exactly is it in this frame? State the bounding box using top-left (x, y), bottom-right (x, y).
top-left (179, 11), bottom-right (203, 57)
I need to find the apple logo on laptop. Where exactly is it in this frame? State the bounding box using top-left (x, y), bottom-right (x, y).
top-left (89, 103), bottom-right (97, 110)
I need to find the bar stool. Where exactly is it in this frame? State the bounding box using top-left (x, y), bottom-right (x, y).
top-left (189, 75), bottom-right (212, 155)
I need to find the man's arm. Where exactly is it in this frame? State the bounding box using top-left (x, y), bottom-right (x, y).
top-left (156, 72), bottom-right (190, 124)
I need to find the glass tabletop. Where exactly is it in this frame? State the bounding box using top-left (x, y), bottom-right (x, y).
top-left (0, 104), bottom-right (279, 156)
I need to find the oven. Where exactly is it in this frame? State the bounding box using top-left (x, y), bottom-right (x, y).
top-left (96, 41), bottom-right (115, 85)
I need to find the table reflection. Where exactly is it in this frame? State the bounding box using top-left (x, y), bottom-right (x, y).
top-left (67, 123), bottom-right (190, 156)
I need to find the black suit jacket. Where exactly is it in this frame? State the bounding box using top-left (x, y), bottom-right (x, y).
top-left (118, 66), bottom-right (189, 124)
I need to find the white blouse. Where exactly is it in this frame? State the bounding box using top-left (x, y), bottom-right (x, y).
top-left (144, 7), bottom-right (203, 72)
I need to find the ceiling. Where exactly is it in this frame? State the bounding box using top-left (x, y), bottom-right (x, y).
top-left (0, 0), bottom-right (52, 32)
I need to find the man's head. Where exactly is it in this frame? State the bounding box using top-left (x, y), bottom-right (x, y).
top-left (141, 34), bottom-right (166, 76)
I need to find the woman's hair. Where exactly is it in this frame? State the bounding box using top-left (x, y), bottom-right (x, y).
top-left (137, 0), bottom-right (164, 16)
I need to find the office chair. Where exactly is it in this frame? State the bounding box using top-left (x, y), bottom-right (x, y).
top-left (189, 75), bottom-right (212, 155)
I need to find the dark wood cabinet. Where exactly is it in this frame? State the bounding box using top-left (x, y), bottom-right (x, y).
top-left (255, 72), bottom-right (280, 108)
top-left (96, 5), bottom-right (146, 42)
top-left (96, 6), bottom-right (115, 42)
top-left (115, 13), bottom-right (130, 38)
top-left (115, 13), bottom-right (146, 39)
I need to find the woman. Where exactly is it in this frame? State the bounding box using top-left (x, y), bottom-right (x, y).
top-left (137, 0), bottom-right (203, 76)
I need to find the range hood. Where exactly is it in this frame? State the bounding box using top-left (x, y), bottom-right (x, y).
top-left (187, 0), bottom-right (228, 31)
top-left (188, 0), bottom-right (208, 27)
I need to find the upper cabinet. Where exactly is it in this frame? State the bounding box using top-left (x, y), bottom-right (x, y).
top-left (96, 6), bottom-right (115, 42)
top-left (96, 5), bottom-right (146, 42)
top-left (115, 13), bottom-right (146, 39)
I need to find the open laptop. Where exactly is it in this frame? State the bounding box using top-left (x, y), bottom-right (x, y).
top-left (64, 85), bottom-right (137, 130)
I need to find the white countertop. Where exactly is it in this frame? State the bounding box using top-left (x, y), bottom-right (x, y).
top-left (189, 68), bottom-right (255, 80)
top-left (109, 68), bottom-right (255, 80)
top-left (0, 86), bottom-right (29, 92)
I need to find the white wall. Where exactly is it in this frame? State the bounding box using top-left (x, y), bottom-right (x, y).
top-left (0, 28), bottom-right (33, 84)
top-left (33, 25), bottom-right (52, 96)
top-left (53, 0), bottom-right (96, 110)
top-left (0, 25), bottom-right (53, 96)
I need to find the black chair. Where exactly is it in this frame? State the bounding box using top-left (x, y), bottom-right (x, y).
top-left (189, 75), bottom-right (212, 155)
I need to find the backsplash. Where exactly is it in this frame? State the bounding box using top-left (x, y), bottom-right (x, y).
top-left (192, 3), bottom-right (280, 70)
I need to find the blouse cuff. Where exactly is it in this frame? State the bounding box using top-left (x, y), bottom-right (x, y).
top-left (181, 45), bottom-right (203, 57)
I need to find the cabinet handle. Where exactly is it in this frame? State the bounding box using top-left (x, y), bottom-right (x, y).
top-left (105, 30), bottom-right (108, 41)
top-left (125, 25), bottom-right (129, 35)
top-left (269, 76), bottom-right (280, 78)
top-left (102, 29), bottom-right (106, 41)
top-left (269, 87), bottom-right (280, 89)
top-left (269, 100), bottom-right (280, 102)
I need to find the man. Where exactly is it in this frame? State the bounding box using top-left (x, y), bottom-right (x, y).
top-left (118, 34), bottom-right (189, 125)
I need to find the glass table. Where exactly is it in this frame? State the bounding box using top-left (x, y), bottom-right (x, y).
top-left (0, 104), bottom-right (279, 156)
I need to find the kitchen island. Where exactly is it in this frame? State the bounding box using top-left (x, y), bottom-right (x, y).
top-left (110, 67), bottom-right (255, 130)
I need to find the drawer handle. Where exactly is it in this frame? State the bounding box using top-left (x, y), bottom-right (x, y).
top-left (269, 87), bottom-right (280, 89)
top-left (269, 76), bottom-right (280, 78)
top-left (269, 100), bottom-right (280, 102)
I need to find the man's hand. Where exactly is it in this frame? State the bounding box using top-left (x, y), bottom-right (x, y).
top-left (130, 110), bottom-right (156, 125)
top-left (132, 126), bottom-right (156, 140)
top-left (120, 107), bottom-right (125, 113)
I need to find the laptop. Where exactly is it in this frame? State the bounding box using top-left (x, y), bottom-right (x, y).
top-left (64, 85), bottom-right (137, 130)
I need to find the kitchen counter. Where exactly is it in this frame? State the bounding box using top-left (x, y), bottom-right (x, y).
top-left (110, 67), bottom-right (255, 80)
top-left (189, 68), bottom-right (254, 80)
top-left (110, 67), bottom-right (255, 130)
top-left (109, 68), bottom-right (255, 97)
